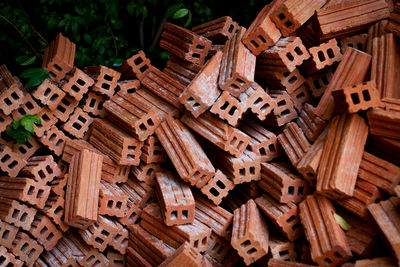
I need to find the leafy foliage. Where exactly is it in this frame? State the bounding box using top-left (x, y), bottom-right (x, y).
top-left (5, 115), bottom-right (41, 144)
top-left (20, 67), bottom-right (50, 88)
top-left (0, 0), bottom-right (265, 74)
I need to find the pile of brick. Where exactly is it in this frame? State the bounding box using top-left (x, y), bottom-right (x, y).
top-left (0, 0), bottom-right (400, 266)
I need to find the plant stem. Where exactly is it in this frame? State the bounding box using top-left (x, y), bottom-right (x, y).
top-left (149, 17), bottom-right (167, 51)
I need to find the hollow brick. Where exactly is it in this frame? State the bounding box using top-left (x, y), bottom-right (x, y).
top-left (259, 162), bottom-right (310, 204)
top-left (340, 34), bottom-right (368, 52)
top-left (0, 144), bottom-right (27, 177)
top-left (90, 118), bottom-right (143, 165)
top-left (98, 181), bottom-right (128, 218)
top-left (11, 93), bottom-right (41, 120)
top-left (141, 135), bottom-right (167, 163)
top-left (0, 197), bottom-right (36, 231)
top-left (62, 107), bottom-right (93, 139)
top-left (52, 94), bottom-right (79, 122)
top-left (84, 65), bottom-right (121, 97)
top-left (159, 241), bottom-right (202, 267)
top-left (33, 108), bottom-right (58, 138)
top-left (305, 66), bottom-right (334, 98)
top-left (179, 51), bottom-right (222, 117)
top-left (11, 231), bottom-right (43, 266)
top-left (317, 114), bottom-right (369, 199)
top-left (64, 149), bottom-right (103, 229)
top-left (28, 213), bottom-right (63, 251)
top-left (0, 111), bottom-right (12, 133)
top-left (210, 91), bottom-right (245, 126)
top-left (269, 235), bottom-right (297, 262)
top-left (303, 39), bottom-right (342, 75)
top-left (106, 249), bottom-right (126, 267)
top-left (192, 16), bottom-right (238, 43)
top-left (200, 169), bottom-right (234, 205)
top-left (297, 103), bottom-right (327, 142)
top-left (32, 79), bottom-right (65, 110)
top-left (0, 245), bottom-right (24, 267)
top-left (155, 116), bottom-right (215, 188)
top-left (118, 79), bottom-right (140, 95)
top-left (0, 219), bottom-right (18, 249)
top-left (60, 67), bottom-right (94, 101)
top-left (131, 161), bottom-right (162, 186)
top-left (42, 192), bottom-right (69, 232)
top-left (40, 126), bottom-right (70, 157)
top-left (20, 155), bottom-right (61, 184)
top-left (367, 19), bottom-right (389, 54)
top-left (255, 194), bottom-right (302, 241)
top-left (299, 194), bottom-right (352, 266)
top-left (264, 91), bottom-right (298, 127)
top-left (205, 232), bottom-right (231, 263)
top-left (155, 171), bottom-right (195, 226)
top-left (239, 83), bottom-right (277, 120)
top-left (119, 50), bottom-right (152, 81)
top-left (160, 22), bottom-right (212, 66)
top-left (0, 65), bottom-right (25, 116)
top-left (367, 98), bottom-right (400, 140)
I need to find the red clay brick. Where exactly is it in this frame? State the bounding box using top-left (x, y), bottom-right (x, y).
top-left (98, 181), bottom-right (128, 218)
top-left (62, 107), bottom-right (93, 139)
top-left (32, 79), bottom-right (65, 110)
top-left (264, 91), bottom-right (298, 127)
top-left (0, 65), bottom-right (25, 116)
top-left (0, 245), bottom-right (23, 267)
top-left (141, 135), bottom-right (167, 164)
top-left (387, 3), bottom-right (400, 36)
top-left (305, 66), bottom-right (334, 98)
top-left (205, 232), bottom-right (231, 263)
top-left (118, 79), bottom-right (140, 94)
top-left (90, 118), bottom-right (143, 165)
top-left (304, 39), bottom-right (342, 74)
top-left (269, 235), bottom-right (297, 262)
top-left (367, 98), bottom-right (400, 140)
top-left (340, 34), bottom-right (368, 52)
top-left (366, 20), bottom-right (388, 54)
top-left (33, 108), bottom-right (58, 138)
top-left (0, 219), bottom-right (18, 249)
top-left (119, 50), bottom-right (152, 81)
top-left (155, 171), bottom-right (195, 226)
top-left (42, 192), bottom-right (69, 232)
top-left (0, 144), bottom-right (27, 177)
top-left (160, 22), bottom-right (212, 65)
top-left (29, 213), bottom-right (63, 251)
top-left (240, 83), bottom-right (277, 120)
top-left (160, 242), bottom-right (202, 267)
top-left (60, 67), bottom-right (94, 101)
top-left (200, 170), bottom-right (234, 205)
top-left (131, 161), bottom-right (162, 186)
top-left (20, 155), bottom-right (61, 184)
top-left (0, 111), bottom-right (12, 133)
top-left (84, 65), bottom-right (121, 97)
top-left (297, 103), bottom-right (327, 142)
top-left (11, 232), bottom-right (43, 266)
top-left (210, 91), bottom-right (245, 126)
top-left (11, 93), bottom-right (41, 120)
top-left (192, 16), bottom-right (238, 43)
top-left (82, 92), bottom-right (106, 117)
top-left (42, 33), bottom-right (75, 83)
top-left (64, 149), bottom-right (103, 229)
top-left (0, 197), bottom-right (36, 231)
top-left (52, 94), bottom-right (79, 122)
top-left (259, 162), bottom-right (310, 204)
top-left (163, 54), bottom-right (202, 86)
top-left (39, 126), bottom-right (70, 157)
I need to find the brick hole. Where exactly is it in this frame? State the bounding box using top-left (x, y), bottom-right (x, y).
top-left (98, 101), bottom-right (103, 109)
top-left (278, 13), bottom-right (286, 20)
top-left (56, 105), bottom-right (66, 113)
top-left (194, 240), bottom-right (199, 248)
top-left (269, 143), bottom-right (276, 152)
top-left (21, 212), bottom-right (29, 221)
top-left (38, 170), bottom-right (46, 179)
top-left (0, 116), bottom-right (4, 123)
top-left (27, 186), bottom-right (35, 195)
top-left (228, 24), bottom-right (235, 33)
top-left (11, 92), bottom-right (19, 100)
top-left (288, 76), bottom-right (297, 84)
top-left (44, 88), bottom-right (51, 97)
top-left (351, 93), bottom-right (360, 104)
top-left (37, 189), bottom-right (44, 199)
top-left (8, 160), bottom-right (17, 169)
top-left (250, 40), bottom-right (259, 48)
top-left (101, 83), bottom-right (110, 90)
top-left (122, 238), bottom-right (128, 247)
top-left (259, 147), bottom-right (267, 155)
top-left (46, 165), bottom-right (53, 175)
top-left (40, 226), bottom-right (48, 236)
top-left (182, 210), bottom-right (188, 219)
top-left (49, 71), bottom-right (56, 78)
top-left (139, 65), bottom-right (149, 73)
top-left (107, 200), bottom-right (114, 209)
top-left (114, 233), bottom-right (122, 242)
top-left (77, 79), bottom-right (85, 86)
top-left (239, 168), bottom-right (246, 176)
top-left (288, 186), bottom-right (294, 195)
top-left (139, 123), bottom-right (147, 132)
top-left (334, 252), bottom-right (342, 258)
top-left (11, 209), bottom-right (20, 219)
top-left (238, 140), bottom-right (244, 150)
top-left (347, 44), bottom-right (354, 48)
top-left (294, 47), bottom-right (303, 55)
top-left (317, 51), bottom-right (326, 62)
top-left (19, 147), bottom-right (27, 155)
top-left (286, 215), bottom-right (296, 223)
top-left (47, 232), bottom-right (54, 241)
top-left (95, 237), bottom-right (104, 244)
top-left (220, 101), bottom-right (229, 110)
top-left (116, 201), bottom-right (122, 210)
top-left (306, 172), bottom-right (314, 177)
top-left (89, 99), bottom-right (96, 107)
top-left (258, 35), bottom-right (266, 44)
top-left (285, 20), bottom-right (293, 27)
top-left (249, 166), bottom-right (255, 175)
top-left (296, 92), bottom-right (305, 99)
top-left (260, 103), bottom-right (270, 112)
top-left (54, 206), bottom-right (63, 215)
top-left (193, 171), bottom-right (201, 179)
top-left (72, 121), bottom-right (82, 129)
top-left (292, 223), bottom-right (301, 230)
top-left (77, 116), bottom-right (87, 123)
top-left (25, 141), bottom-right (33, 149)
top-left (93, 260), bottom-right (101, 267)
top-left (49, 133), bottom-right (56, 142)
top-left (327, 48), bottom-right (335, 59)
top-left (17, 107), bottom-right (27, 115)
top-left (362, 90), bottom-right (371, 101)
top-left (134, 57), bottom-right (143, 65)
top-left (104, 74), bottom-right (113, 81)
top-left (277, 100), bottom-right (286, 106)
top-left (3, 98), bottom-right (12, 106)
top-left (196, 44), bottom-right (205, 50)
top-left (146, 168), bottom-right (154, 177)
top-left (0, 256), bottom-right (4, 265)
top-left (55, 139), bottom-right (64, 147)
top-left (192, 102), bottom-right (200, 109)
top-left (2, 229), bottom-right (9, 240)
top-left (86, 255), bottom-right (95, 263)
top-left (231, 83), bottom-right (240, 91)
top-left (0, 154), bottom-right (10, 163)
top-left (313, 80), bottom-right (322, 89)
top-left (216, 180), bottom-right (226, 189)
top-left (247, 247), bottom-right (257, 255)
top-left (147, 119), bottom-right (154, 127)
top-left (170, 210), bottom-right (177, 220)
top-left (28, 248), bottom-right (36, 258)
top-left (192, 53), bottom-right (200, 58)
top-left (210, 187), bottom-right (220, 196)
top-left (357, 43), bottom-right (363, 50)
top-left (298, 186), bottom-right (304, 196)
top-left (279, 109), bottom-right (290, 117)
top-left (54, 64), bottom-right (62, 71)
top-left (127, 87), bottom-right (135, 94)
top-left (230, 136), bottom-right (238, 146)
top-left (21, 242), bottom-right (29, 252)
top-left (254, 97), bottom-right (263, 106)
top-left (101, 230), bottom-right (110, 237)
top-left (50, 94), bottom-right (59, 102)
top-left (228, 106), bottom-right (237, 116)
top-left (279, 250), bottom-right (289, 256)
top-left (324, 258), bottom-right (332, 264)
top-left (321, 76), bottom-right (329, 85)
top-left (71, 85), bottom-right (80, 93)
top-left (236, 78), bottom-right (245, 86)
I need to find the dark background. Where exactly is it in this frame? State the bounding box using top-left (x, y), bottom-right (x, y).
top-left (0, 0), bottom-right (267, 75)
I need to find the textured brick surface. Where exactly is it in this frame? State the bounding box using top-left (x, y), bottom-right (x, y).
top-left (32, 79), bottom-right (65, 110)
top-left (84, 65), bottom-right (121, 97)
top-left (160, 242), bottom-right (202, 267)
top-left (60, 67), bottom-right (94, 101)
top-left (98, 181), bottom-right (128, 218)
top-left (193, 16), bottom-right (238, 43)
top-left (200, 170), bottom-right (234, 205)
top-left (119, 50), bottom-right (152, 80)
top-left (62, 107), bottom-right (93, 139)
top-left (20, 155), bottom-right (61, 184)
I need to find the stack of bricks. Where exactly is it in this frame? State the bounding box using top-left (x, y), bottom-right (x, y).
top-left (1, 1), bottom-right (400, 266)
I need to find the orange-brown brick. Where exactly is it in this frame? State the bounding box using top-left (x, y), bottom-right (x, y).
top-left (33, 108), bottom-right (58, 138)
top-left (11, 232), bottom-right (43, 266)
top-left (303, 39), bottom-right (342, 74)
top-left (141, 135), bottom-right (167, 163)
top-left (60, 67), bottom-right (94, 101)
top-left (0, 144), bottom-right (27, 177)
top-left (32, 79), bottom-right (65, 110)
top-left (62, 107), bottom-right (93, 139)
top-left (28, 213), bottom-right (62, 251)
top-left (0, 197), bottom-right (36, 231)
top-left (200, 170), bottom-right (234, 205)
top-left (52, 94), bottom-right (79, 122)
top-left (84, 65), bottom-right (121, 97)
top-left (40, 126), bottom-right (70, 157)
top-left (11, 93), bottom-right (41, 120)
top-left (98, 181), bottom-right (128, 218)
top-left (20, 155), bottom-right (61, 184)
top-left (82, 92), bottom-right (106, 117)
top-left (192, 16), bottom-right (238, 43)
top-left (119, 50), bottom-right (152, 80)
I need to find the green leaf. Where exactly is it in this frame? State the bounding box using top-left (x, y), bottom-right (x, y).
top-left (20, 68), bottom-right (48, 78)
top-left (74, 6), bottom-right (85, 15)
top-left (112, 58), bottom-right (125, 67)
top-left (23, 115), bottom-right (41, 124)
top-left (184, 10), bottom-right (192, 28)
top-left (83, 34), bottom-right (92, 43)
top-left (12, 120), bottom-right (20, 130)
top-left (20, 56), bottom-right (36, 66)
top-left (127, 2), bottom-right (136, 15)
top-left (166, 4), bottom-right (182, 18)
top-left (173, 8), bottom-right (188, 19)
top-left (334, 213), bottom-right (351, 231)
top-left (21, 117), bottom-right (34, 133)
